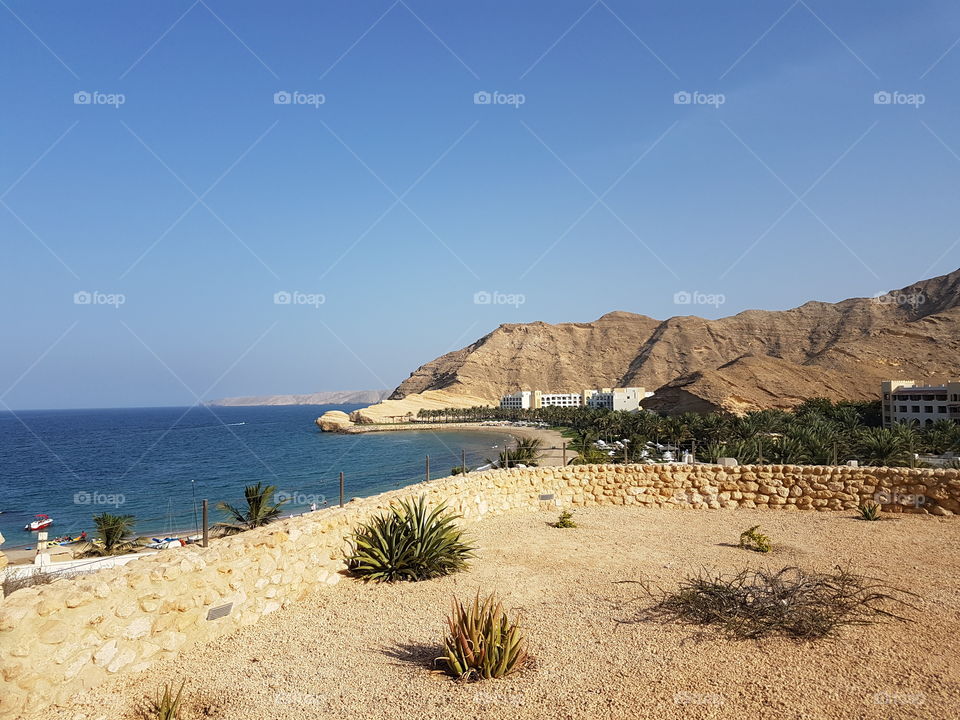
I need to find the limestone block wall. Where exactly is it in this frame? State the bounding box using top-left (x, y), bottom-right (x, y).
top-left (1, 463), bottom-right (958, 718)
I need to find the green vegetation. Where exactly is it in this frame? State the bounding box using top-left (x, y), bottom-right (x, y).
top-left (858, 502), bottom-right (882, 521)
top-left (346, 497), bottom-right (474, 583)
top-left (450, 465), bottom-right (469, 476)
top-left (633, 566), bottom-right (916, 640)
top-left (143, 681), bottom-right (185, 720)
top-left (739, 525), bottom-right (772, 553)
top-left (419, 398), bottom-right (960, 468)
top-left (552, 510), bottom-right (577, 528)
top-left (85, 512), bottom-right (137, 556)
top-left (489, 437), bottom-right (543, 468)
top-left (215, 482), bottom-right (289, 534)
top-left (437, 592), bottom-right (528, 680)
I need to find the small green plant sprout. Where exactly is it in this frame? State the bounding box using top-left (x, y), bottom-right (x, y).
top-left (143, 681), bottom-right (185, 720)
top-left (437, 592), bottom-right (528, 681)
top-left (739, 525), bottom-right (772, 553)
top-left (552, 510), bottom-right (577, 528)
top-left (858, 502), bottom-right (881, 521)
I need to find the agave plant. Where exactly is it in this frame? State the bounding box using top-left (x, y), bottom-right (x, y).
top-left (144, 681), bottom-right (184, 720)
top-left (215, 482), bottom-right (289, 534)
top-left (438, 592), bottom-right (528, 681)
top-left (347, 497), bottom-right (474, 582)
top-left (858, 502), bottom-right (881, 521)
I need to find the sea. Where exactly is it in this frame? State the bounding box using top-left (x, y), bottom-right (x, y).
top-left (0, 405), bottom-right (508, 551)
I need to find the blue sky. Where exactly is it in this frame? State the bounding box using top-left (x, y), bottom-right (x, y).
top-left (3, 0), bottom-right (960, 409)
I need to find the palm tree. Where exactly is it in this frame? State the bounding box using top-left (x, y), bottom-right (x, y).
top-left (856, 427), bottom-right (908, 466)
top-left (85, 512), bottom-right (136, 556)
top-left (489, 437), bottom-right (543, 468)
top-left (927, 419), bottom-right (960, 455)
top-left (890, 421), bottom-right (926, 466)
top-left (770, 436), bottom-right (809, 464)
top-left (215, 482), bottom-right (289, 534)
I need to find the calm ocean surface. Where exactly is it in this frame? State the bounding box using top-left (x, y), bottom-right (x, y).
top-left (0, 405), bottom-right (507, 550)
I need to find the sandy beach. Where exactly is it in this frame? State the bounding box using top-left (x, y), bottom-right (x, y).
top-left (57, 504), bottom-right (960, 720)
top-left (335, 422), bottom-right (570, 466)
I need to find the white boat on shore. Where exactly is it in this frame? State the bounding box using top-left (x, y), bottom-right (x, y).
top-left (24, 514), bottom-right (53, 531)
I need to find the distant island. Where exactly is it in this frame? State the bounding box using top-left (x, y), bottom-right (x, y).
top-left (208, 390), bottom-right (390, 407)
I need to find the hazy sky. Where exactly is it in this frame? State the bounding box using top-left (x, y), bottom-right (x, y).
top-left (3, 1), bottom-right (960, 409)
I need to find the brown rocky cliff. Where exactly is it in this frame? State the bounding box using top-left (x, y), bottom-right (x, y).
top-left (388, 268), bottom-right (960, 414)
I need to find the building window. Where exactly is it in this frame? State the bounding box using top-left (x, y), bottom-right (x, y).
top-left (899, 405), bottom-right (907, 412)
top-left (938, 406), bottom-right (947, 413)
top-left (925, 406), bottom-right (933, 413)
top-left (912, 406), bottom-right (920, 413)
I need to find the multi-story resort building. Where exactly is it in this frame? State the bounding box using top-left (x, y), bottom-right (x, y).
top-left (881, 380), bottom-right (960, 427)
top-left (500, 387), bottom-right (649, 412)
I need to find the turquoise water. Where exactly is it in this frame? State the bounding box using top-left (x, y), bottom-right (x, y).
top-left (0, 405), bottom-right (507, 550)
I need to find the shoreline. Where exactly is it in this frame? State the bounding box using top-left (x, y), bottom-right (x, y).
top-left (333, 422), bottom-right (570, 466)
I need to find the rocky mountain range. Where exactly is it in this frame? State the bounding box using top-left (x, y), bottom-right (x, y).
top-left (209, 390), bottom-right (390, 407)
top-left (383, 269), bottom-right (960, 416)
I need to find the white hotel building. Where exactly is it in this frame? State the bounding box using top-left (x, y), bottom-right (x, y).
top-left (500, 387), bottom-right (650, 412)
top-left (881, 380), bottom-right (960, 427)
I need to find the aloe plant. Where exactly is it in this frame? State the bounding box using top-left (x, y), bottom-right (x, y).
top-left (347, 497), bottom-right (474, 582)
top-left (438, 592), bottom-right (528, 681)
top-left (145, 681), bottom-right (185, 720)
top-left (858, 502), bottom-right (881, 521)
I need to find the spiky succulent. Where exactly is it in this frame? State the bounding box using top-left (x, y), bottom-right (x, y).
top-left (144, 681), bottom-right (185, 720)
top-left (438, 592), bottom-right (528, 681)
top-left (858, 502), bottom-right (882, 521)
top-left (346, 496), bottom-right (474, 582)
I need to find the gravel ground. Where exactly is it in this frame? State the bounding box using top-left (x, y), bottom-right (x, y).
top-left (59, 507), bottom-right (960, 720)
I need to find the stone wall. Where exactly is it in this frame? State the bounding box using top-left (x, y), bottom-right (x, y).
top-left (2, 463), bottom-right (958, 718)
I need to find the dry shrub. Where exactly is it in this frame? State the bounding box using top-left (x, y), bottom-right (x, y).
top-left (2, 570), bottom-right (65, 597)
top-left (626, 565), bottom-right (917, 640)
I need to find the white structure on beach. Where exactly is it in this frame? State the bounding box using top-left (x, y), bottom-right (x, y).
top-left (500, 387), bottom-right (650, 412)
top-left (882, 379), bottom-right (960, 427)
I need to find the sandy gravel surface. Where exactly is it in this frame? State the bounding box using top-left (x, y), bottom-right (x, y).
top-left (59, 507), bottom-right (960, 720)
